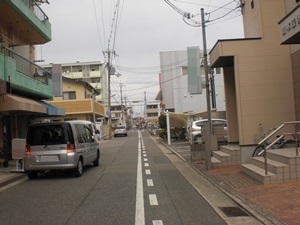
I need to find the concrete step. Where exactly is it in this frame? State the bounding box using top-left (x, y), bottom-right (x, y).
top-left (267, 148), bottom-right (299, 165)
top-left (211, 156), bottom-right (222, 168)
top-left (241, 164), bottom-right (276, 184)
top-left (220, 145), bottom-right (240, 156)
top-left (213, 150), bottom-right (230, 161)
top-left (251, 157), bottom-right (289, 174)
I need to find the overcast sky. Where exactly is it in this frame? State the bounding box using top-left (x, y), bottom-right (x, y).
top-left (38, 0), bottom-right (244, 115)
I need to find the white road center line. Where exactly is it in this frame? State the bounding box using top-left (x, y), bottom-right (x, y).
top-left (144, 163), bottom-right (149, 167)
top-left (144, 158), bottom-right (148, 162)
top-left (135, 131), bottom-right (145, 225)
top-left (153, 220), bottom-right (163, 225)
top-left (149, 194), bottom-right (158, 206)
top-left (145, 169), bottom-right (151, 175)
top-left (147, 179), bottom-right (154, 187)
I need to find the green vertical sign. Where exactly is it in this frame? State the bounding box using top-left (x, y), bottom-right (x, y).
top-left (187, 46), bottom-right (202, 94)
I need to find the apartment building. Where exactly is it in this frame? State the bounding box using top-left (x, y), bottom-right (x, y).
top-left (46, 77), bottom-right (105, 122)
top-left (42, 61), bottom-right (108, 106)
top-left (146, 101), bottom-right (161, 123)
top-left (0, 0), bottom-right (60, 158)
top-left (111, 104), bottom-right (127, 127)
top-left (159, 49), bottom-right (226, 114)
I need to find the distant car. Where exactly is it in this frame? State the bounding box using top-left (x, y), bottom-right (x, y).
top-left (114, 126), bottom-right (127, 137)
top-left (188, 119), bottom-right (227, 143)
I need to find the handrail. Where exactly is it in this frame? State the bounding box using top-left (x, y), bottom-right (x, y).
top-left (256, 121), bottom-right (300, 175)
top-left (22, 0), bottom-right (49, 22)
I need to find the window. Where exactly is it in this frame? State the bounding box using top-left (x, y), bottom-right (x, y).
top-left (75, 124), bottom-right (94, 143)
top-left (91, 78), bottom-right (100, 83)
top-left (181, 66), bottom-right (188, 75)
top-left (215, 68), bottom-right (221, 74)
top-left (63, 91), bottom-right (76, 100)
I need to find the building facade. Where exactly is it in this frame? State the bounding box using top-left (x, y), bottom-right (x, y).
top-left (279, 1), bottom-right (300, 121)
top-left (42, 61), bottom-right (108, 106)
top-left (146, 101), bottom-right (161, 123)
top-left (210, 0), bottom-right (296, 161)
top-left (159, 49), bottom-right (226, 114)
top-left (0, 0), bottom-right (56, 159)
top-left (46, 77), bottom-right (105, 122)
top-left (111, 104), bottom-right (127, 127)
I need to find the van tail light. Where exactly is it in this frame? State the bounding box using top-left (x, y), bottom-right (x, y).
top-left (25, 145), bottom-right (31, 155)
top-left (67, 143), bottom-right (76, 153)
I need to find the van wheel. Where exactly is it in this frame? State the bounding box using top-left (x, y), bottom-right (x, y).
top-left (93, 151), bottom-right (100, 167)
top-left (73, 159), bottom-right (83, 177)
top-left (26, 171), bottom-right (38, 179)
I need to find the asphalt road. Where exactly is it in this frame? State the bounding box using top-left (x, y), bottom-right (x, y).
top-left (0, 130), bottom-right (259, 225)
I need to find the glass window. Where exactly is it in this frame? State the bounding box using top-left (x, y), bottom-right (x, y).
top-left (63, 91), bottom-right (76, 100)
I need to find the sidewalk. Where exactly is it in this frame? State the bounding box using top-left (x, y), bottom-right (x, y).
top-left (163, 139), bottom-right (300, 225)
top-left (0, 160), bottom-right (26, 190)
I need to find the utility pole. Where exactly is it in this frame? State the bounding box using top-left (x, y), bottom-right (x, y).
top-left (201, 8), bottom-right (212, 170)
top-left (120, 83), bottom-right (124, 125)
top-left (92, 88), bottom-right (96, 123)
top-left (105, 50), bottom-right (115, 139)
top-left (144, 91), bottom-right (147, 125)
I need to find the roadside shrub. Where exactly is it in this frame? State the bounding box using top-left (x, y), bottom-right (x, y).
top-left (158, 114), bottom-right (166, 130)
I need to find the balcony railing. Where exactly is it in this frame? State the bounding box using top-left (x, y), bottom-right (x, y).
top-left (23, 0), bottom-right (49, 22)
top-left (1, 46), bottom-right (51, 85)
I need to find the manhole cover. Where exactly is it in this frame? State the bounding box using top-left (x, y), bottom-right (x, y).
top-left (219, 207), bottom-right (249, 217)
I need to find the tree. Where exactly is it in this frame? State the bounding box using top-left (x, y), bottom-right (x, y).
top-left (158, 114), bottom-right (166, 130)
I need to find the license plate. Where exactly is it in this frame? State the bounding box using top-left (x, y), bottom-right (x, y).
top-left (39, 155), bottom-right (59, 162)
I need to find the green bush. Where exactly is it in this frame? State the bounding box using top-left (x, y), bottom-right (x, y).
top-left (159, 129), bottom-right (167, 139)
top-left (158, 114), bottom-right (167, 130)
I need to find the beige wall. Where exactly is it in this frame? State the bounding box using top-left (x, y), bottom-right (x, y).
top-left (211, 0), bottom-right (296, 145)
top-left (242, 0), bottom-right (263, 38)
top-left (284, 0), bottom-right (300, 54)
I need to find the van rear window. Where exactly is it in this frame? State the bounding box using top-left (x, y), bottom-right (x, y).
top-left (27, 124), bottom-right (73, 146)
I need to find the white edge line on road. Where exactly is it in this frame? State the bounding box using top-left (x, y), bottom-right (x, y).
top-left (135, 131), bottom-right (145, 225)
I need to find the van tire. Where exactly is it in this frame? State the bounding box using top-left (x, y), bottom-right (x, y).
top-left (93, 151), bottom-right (100, 167)
top-left (73, 158), bottom-right (83, 177)
top-left (26, 171), bottom-right (38, 179)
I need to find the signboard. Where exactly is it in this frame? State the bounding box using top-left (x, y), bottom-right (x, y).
top-left (279, 4), bottom-right (300, 44)
top-left (187, 47), bottom-right (202, 94)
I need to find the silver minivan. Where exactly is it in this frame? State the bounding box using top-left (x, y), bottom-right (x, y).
top-left (24, 120), bottom-right (100, 179)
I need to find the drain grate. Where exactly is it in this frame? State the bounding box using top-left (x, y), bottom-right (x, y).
top-left (219, 207), bottom-right (249, 217)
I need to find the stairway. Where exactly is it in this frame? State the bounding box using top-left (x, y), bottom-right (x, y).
top-left (211, 145), bottom-right (241, 168)
top-left (241, 148), bottom-right (300, 184)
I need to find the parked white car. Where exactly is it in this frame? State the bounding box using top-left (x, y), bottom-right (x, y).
top-left (188, 119), bottom-right (227, 143)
